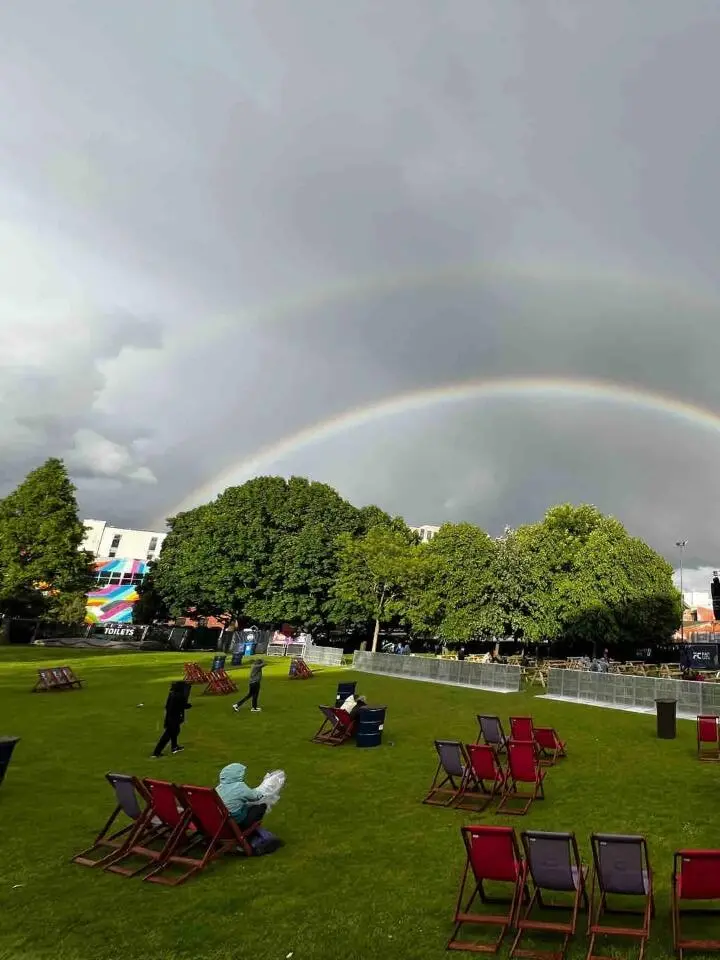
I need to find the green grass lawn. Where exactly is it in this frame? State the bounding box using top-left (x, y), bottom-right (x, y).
top-left (0, 646), bottom-right (716, 960)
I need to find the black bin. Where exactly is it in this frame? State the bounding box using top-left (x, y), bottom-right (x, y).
top-left (231, 651), bottom-right (244, 667)
top-left (336, 681), bottom-right (357, 706)
top-left (211, 654), bottom-right (227, 672)
top-left (356, 706), bottom-right (387, 748)
top-left (0, 736), bottom-right (20, 786)
top-left (655, 698), bottom-right (677, 739)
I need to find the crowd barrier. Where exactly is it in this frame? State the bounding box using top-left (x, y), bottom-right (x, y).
top-left (544, 667), bottom-right (720, 718)
top-left (304, 646), bottom-right (344, 667)
top-left (352, 651), bottom-right (521, 693)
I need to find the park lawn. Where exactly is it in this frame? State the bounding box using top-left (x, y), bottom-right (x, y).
top-left (0, 647), bottom-right (715, 960)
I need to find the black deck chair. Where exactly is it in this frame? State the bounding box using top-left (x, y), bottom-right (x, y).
top-left (423, 740), bottom-right (476, 807)
top-left (510, 831), bottom-right (588, 960)
top-left (587, 834), bottom-right (654, 960)
top-left (72, 774), bottom-right (160, 867)
top-left (476, 715), bottom-right (509, 754)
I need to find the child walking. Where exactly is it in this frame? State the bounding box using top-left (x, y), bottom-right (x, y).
top-left (151, 681), bottom-right (191, 757)
top-left (232, 659), bottom-right (266, 713)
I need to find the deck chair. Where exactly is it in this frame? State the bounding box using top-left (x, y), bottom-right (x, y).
top-left (510, 717), bottom-right (535, 742)
top-left (203, 669), bottom-right (237, 695)
top-left (534, 728), bottom-right (567, 766)
top-left (144, 784), bottom-right (262, 885)
top-left (311, 706), bottom-right (356, 745)
top-left (32, 668), bottom-right (70, 692)
top-left (477, 715), bottom-right (509, 754)
top-left (497, 741), bottom-right (546, 816)
top-left (455, 744), bottom-right (507, 812)
top-left (448, 825), bottom-right (529, 953)
top-left (672, 850), bottom-right (720, 960)
top-left (184, 662), bottom-right (210, 684)
top-left (697, 716), bottom-right (720, 761)
top-left (59, 666), bottom-right (84, 688)
top-left (510, 831), bottom-right (588, 960)
top-left (72, 774), bottom-right (156, 867)
top-left (587, 834), bottom-right (654, 960)
top-left (424, 740), bottom-right (472, 807)
top-left (104, 778), bottom-right (195, 878)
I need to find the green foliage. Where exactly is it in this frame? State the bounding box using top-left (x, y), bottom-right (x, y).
top-left (0, 458), bottom-right (93, 620)
top-left (132, 564), bottom-right (170, 624)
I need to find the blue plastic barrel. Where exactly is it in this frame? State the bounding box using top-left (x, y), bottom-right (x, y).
top-left (211, 654), bottom-right (226, 672)
top-left (0, 736), bottom-right (20, 785)
top-left (231, 651), bottom-right (244, 667)
top-left (336, 681), bottom-right (357, 706)
top-left (356, 706), bottom-right (386, 748)
top-left (244, 640), bottom-right (257, 656)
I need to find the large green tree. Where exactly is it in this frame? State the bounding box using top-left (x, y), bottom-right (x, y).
top-left (0, 458), bottom-right (93, 621)
top-left (152, 476), bottom-right (391, 625)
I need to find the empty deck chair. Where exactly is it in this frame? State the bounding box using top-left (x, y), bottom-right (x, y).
top-left (448, 825), bottom-right (528, 954)
top-left (672, 849), bottom-right (720, 960)
top-left (32, 668), bottom-right (70, 692)
top-left (510, 831), bottom-right (588, 960)
top-left (72, 774), bottom-right (155, 867)
top-left (510, 717), bottom-right (535, 742)
top-left (455, 744), bottom-right (507, 812)
top-left (311, 706), bottom-right (356, 745)
top-left (476, 715), bottom-right (509, 754)
top-left (587, 834), bottom-right (654, 960)
top-left (534, 727), bottom-right (567, 766)
top-left (143, 785), bottom-right (262, 885)
top-left (59, 666), bottom-right (84, 688)
top-left (184, 662), bottom-right (210, 684)
top-left (423, 740), bottom-right (474, 807)
top-left (697, 716), bottom-right (720, 761)
top-left (203, 669), bottom-right (237, 695)
top-left (104, 778), bottom-right (195, 878)
top-left (497, 741), bottom-right (546, 816)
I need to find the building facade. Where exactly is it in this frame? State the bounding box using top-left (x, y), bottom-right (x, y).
top-left (82, 519), bottom-right (166, 562)
top-left (411, 524), bottom-right (441, 543)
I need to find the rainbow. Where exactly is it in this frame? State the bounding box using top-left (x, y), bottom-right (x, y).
top-left (165, 376), bottom-right (720, 518)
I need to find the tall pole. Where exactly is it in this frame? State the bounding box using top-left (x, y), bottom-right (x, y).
top-left (676, 540), bottom-right (688, 642)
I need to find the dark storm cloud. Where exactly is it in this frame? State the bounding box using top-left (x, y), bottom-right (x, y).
top-left (0, 1), bottom-right (719, 579)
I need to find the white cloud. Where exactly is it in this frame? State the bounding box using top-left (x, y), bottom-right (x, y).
top-left (64, 429), bottom-right (156, 484)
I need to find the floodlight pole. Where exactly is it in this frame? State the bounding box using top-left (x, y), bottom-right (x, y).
top-left (676, 540), bottom-right (688, 642)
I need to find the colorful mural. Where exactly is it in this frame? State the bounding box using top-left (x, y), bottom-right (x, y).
top-left (85, 558), bottom-right (149, 624)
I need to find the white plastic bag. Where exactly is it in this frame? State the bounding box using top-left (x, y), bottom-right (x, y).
top-left (257, 769), bottom-right (286, 811)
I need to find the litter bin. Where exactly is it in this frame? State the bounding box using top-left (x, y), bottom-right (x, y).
top-left (336, 681), bottom-right (357, 706)
top-left (356, 706), bottom-right (387, 748)
top-left (0, 736), bottom-right (20, 786)
top-left (655, 698), bottom-right (677, 739)
top-left (243, 640), bottom-right (257, 657)
top-left (231, 651), bottom-right (244, 667)
top-left (211, 654), bottom-right (227, 672)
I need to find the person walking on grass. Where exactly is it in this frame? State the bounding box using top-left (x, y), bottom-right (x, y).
top-left (233, 659), bottom-right (266, 713)
top-left (151, 681), bottom-right (191, 757)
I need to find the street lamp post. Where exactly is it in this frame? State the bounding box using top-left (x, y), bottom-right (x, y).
top-left (676, 540), bottom-right (688, 642)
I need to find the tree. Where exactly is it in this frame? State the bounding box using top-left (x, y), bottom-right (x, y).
top-left (331, 525), bottom-right (422, 650)
top-left (132, 564), bottom-right (170, 624)
top-left (0, 458), bottom-right (93, 620)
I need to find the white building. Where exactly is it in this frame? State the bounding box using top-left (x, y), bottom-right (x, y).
top-left (411, 524), bottom-right (441, 543)
top-left (82, 519), bottom-right (166, 562)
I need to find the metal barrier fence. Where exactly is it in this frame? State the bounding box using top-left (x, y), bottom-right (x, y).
top-left (304, 645), bottom-right (344, 667)
top-left (545, 667), bottom-right (720, 718)
top-left (352, 651), bottom-right (521, 692)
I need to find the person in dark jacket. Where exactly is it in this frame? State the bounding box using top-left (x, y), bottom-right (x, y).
top-left (151, 681), bottom-right (191, 757)
top-left (232, 659), bottom-right (266, 713)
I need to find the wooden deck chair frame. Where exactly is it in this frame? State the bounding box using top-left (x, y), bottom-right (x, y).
top-left (455, 744), bottom-right (507, 812)
top-left (423, 740), bottom-right (471, 807)
top-left (587, 833), bottom-right (654, 960)
top-left (311, 706), bottom-right (355, 745)
top-left (60, 666), bottom-right (84, 688)
top-left (143, 784), bottom-right (261, 886)
top-left (32, 668), bottom-right (70, 692)
top-left (448, 825), bottom-right (529, 954)
top-left (510, 831), bottom-right (588, 960)
top-left (671, 849), bottom-right (720, 960)
top-left (104, 778), bottom-right (197, 878)
top-left (497, 741), bottom-right (545, 817)
top-left (72, 774), bottom-right (157, 867)
top-left (697, 716), bottom-right (720, 761)
top-left (534, 728), bottom-right (567, 766)
top-left (476, 715), bottom-right (509, 755)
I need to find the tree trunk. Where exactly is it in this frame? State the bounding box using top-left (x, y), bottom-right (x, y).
top-left (371, 586), bottom-right (386, 652)
top-left (371, 618), bottom-right (381, 652)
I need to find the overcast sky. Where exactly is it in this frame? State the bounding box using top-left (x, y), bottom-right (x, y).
top-left (1, 1), bottom-right (720, 589)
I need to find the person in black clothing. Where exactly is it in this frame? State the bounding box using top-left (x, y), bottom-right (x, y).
top-left (151, 681), bottom-right (191, 757)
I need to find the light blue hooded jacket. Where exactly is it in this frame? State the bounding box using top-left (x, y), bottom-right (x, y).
top-left (216, 763), bottom-right (262, 821)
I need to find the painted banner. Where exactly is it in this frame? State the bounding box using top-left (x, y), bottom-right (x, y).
top-left (85, 558), bottom-right (149, 624)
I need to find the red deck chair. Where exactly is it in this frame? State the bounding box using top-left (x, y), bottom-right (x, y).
top-left (476, 715), bottom-right (509, 755)
top-left (104, 778), bottom-right (195, 878)
top-left (497, 741), bottom-right (546, 816)
top-left (203, 669), bottom-right (237, 695)
top-left (455, 744), bottom-right (507, 812)
top-left (448, 825), bottom-right (529, 953)
top-left (510, 717), bottom-right (535, 742)
top-left (510, 830), bottom-right (588, 960)
top-left (32, 668), bottom-right (70, 692)
top-left (143, 784), bottom-right (262, 885)
top-left (311, 706), bottom-right (356, 745)
top-left (697, 716), bottom-right (720, 761)
top-left (184, 662), bottom-right (209, 684)
top-left (672, 850), bottom-right (720, 960)
top-left (587, 833), bottom-right (654, 960)
top-left (72, 774), bottom-right (155, 867)
top-left (424, 740), bottom-right (476, 807)
top-left (534, 727), bottom-right (567, 766)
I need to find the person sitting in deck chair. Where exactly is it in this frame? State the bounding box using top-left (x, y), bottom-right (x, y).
top-left (340, 693), bottom-right (367, 717)
top-left (216, 763), bottom-right (267, 829)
